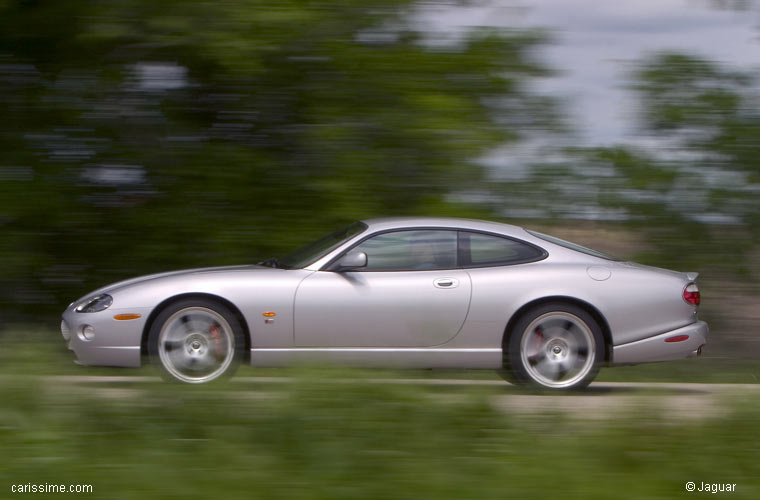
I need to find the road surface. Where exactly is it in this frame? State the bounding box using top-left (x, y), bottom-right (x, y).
top-left (34, 375), bottom-right (760, 420)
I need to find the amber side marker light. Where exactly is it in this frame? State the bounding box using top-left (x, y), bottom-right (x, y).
top-left (262, 311), bottom-right (276, 317)
top-left (114, 314), bottom-right (142, 321)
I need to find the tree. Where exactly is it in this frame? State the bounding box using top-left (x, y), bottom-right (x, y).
top-left (490, 52), bottom-right (760, 272)
top-left (632, 53), bottom-right (760, 226)
top-left (0, 0), bottom-right (556, 321)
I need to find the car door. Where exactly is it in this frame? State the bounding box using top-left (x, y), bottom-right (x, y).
top-left (293, 229), bottom-right (471, 347)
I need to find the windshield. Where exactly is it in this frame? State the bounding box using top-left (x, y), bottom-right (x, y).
top-left (265, 222), bottom-right (368, 269)
top-left (526, 230), bottom-right (620, 261)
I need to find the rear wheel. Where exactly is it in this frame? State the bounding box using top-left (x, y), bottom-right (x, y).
top-left (504, 303), bottom-right (604, 390)
top-left (148, 299), bottom-right (244, 383)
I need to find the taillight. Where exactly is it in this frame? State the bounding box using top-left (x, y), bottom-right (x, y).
top-left (683, 283), bottom-right (700, 306)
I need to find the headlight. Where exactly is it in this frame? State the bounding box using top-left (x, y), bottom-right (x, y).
top-left (75, 294), bottom-right (113, 313)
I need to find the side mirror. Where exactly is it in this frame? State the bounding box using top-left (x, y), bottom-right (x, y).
top-left (333, 251), bottom-right (367, 271)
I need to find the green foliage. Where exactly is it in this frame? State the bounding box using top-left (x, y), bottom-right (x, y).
top-left (0, 366), bottom-right (759, 499)
top-left (0, 0), bottom-right (555, 320)
top-left (623, 53), bottom-right (760, 231)
top-left (620, 53), bottom-right (760, 268)
top-left (499, 51), bottom-right (760, 274)
top-left (633, 53), bottom-right (748, 131)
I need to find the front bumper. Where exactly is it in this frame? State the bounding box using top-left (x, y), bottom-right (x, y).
top-left (611, 320), bottom-right (708, 365)
top-left (61, 306), bottom-right (150, 368)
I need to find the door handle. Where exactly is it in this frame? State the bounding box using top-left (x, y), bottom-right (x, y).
top-left (434, 278), bottom-right (458, 288)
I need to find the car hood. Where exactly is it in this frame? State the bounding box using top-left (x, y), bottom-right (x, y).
top-left (82, 265), bottom-right (267, 299)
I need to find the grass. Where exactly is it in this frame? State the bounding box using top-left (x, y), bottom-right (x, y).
top-left (597, 357), bottom-right (760, 384)
top-left (1, 329), bottom-right (760, 498)
top-left (1, 366), bottom-right (760, 499)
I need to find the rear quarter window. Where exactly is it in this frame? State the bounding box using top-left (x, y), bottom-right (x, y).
top-left (460, 231), bottom-right (546, 267)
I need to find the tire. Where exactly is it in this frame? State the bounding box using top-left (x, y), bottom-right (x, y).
top-left (147, 298), bottom-right (245, 383)
top-left (503, 303), bottom-right (604, 390)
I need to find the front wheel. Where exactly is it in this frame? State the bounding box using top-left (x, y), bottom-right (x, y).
top-left (148, 299), bottom-right (245, 383)
top-left (504, 303), bottom-right (604, 390)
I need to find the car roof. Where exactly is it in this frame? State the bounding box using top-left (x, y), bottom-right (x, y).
top-left (303, 216), bottom-right (606, 270)
top-left (360, 217), bottom-right (528, 238)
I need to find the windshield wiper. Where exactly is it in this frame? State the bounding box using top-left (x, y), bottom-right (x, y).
top-left (258, 257), bottom-right (283, 269)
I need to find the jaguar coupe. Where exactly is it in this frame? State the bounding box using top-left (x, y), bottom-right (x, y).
top-left (60, 217), bottom-right (708, 389)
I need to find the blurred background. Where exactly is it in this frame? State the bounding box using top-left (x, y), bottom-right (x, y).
top-left (2, 1), bottom-right (760, 498)
top-left (2, 0), bottom-right (759, 359)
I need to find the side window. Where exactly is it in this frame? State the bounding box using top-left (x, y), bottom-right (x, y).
top-left (461, 231), bottom-right (544, 267)
top-left (352, 230), bottom-right (457, 271)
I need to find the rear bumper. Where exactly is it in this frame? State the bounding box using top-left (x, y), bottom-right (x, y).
top-left (611, 320), bottom-right (708, 365)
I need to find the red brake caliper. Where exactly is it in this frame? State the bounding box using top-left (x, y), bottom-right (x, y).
top-left (528, 326), bottom-right (544, 363)
top-left (209, 324), bottom-right (224, 361)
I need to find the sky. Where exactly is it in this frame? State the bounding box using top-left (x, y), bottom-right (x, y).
top-left (421, 0), bottom-right (760, 145)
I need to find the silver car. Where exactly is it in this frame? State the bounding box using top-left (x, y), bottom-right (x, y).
top-left (60, 217), bottom-right (708, 389)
